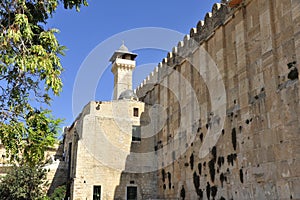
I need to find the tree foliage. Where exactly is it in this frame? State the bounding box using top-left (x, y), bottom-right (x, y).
top-left (0, 0), bottom-right (87, 166)
top-left (0, 165), bottom-right (49, 200)
top-left (49, 185), bottom-right (66, 200)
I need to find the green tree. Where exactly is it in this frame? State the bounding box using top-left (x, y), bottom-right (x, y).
top-left (0, 0), bottom-right (87, 167)
top-left (0, 165), bottom-right (49, 200)
top-left (49, 185), bottom-right (66, 200)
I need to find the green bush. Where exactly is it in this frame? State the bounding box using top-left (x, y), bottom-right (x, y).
top-left (49, 185), bottom-right (66, 200)
top-left (0, 165), bottom-right (48, 200)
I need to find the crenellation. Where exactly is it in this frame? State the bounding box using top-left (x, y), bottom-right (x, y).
top-left (205, 12), bottom-right (213, 24)
top-left (196, 20), bottom-right (205, 32)
top-left (182, 35), bottom-right (191, 53)
top-left (158, 61), bottom-right (163, 68)
top-left (166, 52), bottom-right (175, 66)
top-left (158, 61), bottom-right (169, 84)
top-left (136, 68), bottom-right (157, 99)
top-left (199, 12), bottom-right (214, 39)
top-left (171, 46), bottom-right (178, 55)
top-left (194, 25), bottom-right (205, 44)
top-left (183, 34), bottom-right (190, 43)
top-left (177, 40), bottom-right (184, 50)
top-left (189, 27), bottom-right (197, 39)
top-left (212, 3), bottom-right (222, 14)
top-left (211, 3), bottom-right (228, 29)
top-left (175, 34), bottom-right (192, 58)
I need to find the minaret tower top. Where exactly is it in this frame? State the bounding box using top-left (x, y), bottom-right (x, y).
top-left (110, 43), bottom-right (138, 100)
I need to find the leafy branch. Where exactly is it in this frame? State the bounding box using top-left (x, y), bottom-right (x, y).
top-left (0, 0), bottom-right (88, 167)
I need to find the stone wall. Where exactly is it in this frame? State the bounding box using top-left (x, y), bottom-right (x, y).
top-left (63, 100), bottom-right (159, 200)
top-left (113, 104), bottom-right (158, 199)
top-left (136, 0), bottom-right (300, 199)
top-left (45, 144), bottom-right (68, 195)
top-left (0, 142), bottom-right (10, 176)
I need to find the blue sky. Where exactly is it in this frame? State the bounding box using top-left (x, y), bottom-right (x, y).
top-left (47, 0), bottom-right (219, 129)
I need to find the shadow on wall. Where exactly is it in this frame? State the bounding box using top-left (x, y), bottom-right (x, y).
top-left (113, 109), bottom-right (160, 200)
top-left (46, 142), bottom-right (69, 197)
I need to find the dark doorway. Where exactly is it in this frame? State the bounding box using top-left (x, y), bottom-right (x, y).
top-left (127, 186), bottom-right (137, 200)
top-left (93, 185), bottom-right (101, 200)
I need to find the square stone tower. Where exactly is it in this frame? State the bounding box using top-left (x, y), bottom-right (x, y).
top-left (110, 43), bottom-right (137, 100)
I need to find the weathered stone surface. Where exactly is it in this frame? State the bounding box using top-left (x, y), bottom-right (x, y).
top-left (135, 0), bottom-right (300, 199)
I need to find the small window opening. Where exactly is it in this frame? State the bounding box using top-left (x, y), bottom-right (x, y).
top-left (133, 108), bottom-right (139, 117)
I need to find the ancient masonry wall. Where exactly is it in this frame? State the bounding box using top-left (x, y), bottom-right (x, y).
top-left (136, 0), bottom-right (300, 199)
top-left (63, 101), bottom-right (158, 200)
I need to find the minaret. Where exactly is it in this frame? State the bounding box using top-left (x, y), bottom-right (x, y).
top-left (110, 42), bottom-right (138, 100)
